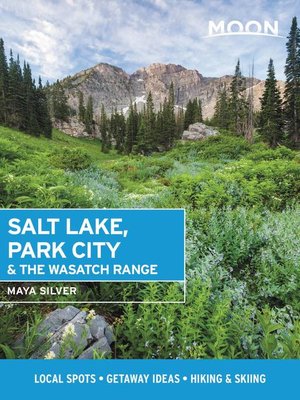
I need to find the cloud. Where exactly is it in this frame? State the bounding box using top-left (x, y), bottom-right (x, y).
top-left (0, 0), bottom-right (297, 81)
top-left (15, 19), bottom-right (73, 79)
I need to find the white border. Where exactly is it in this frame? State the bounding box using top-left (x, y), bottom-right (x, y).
top-left (0, 208), bottom-right (186, 304)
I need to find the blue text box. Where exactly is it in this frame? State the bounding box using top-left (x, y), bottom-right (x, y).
top-left (0, 209), bottom-right (185, 282)
top-left (0, 359), bottom-right (298, 400)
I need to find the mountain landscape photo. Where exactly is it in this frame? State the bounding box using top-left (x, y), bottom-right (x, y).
top-left (0, 0), bottom-right (299, 363)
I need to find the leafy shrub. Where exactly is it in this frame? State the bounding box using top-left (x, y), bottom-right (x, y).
top-left (294, 153), bottom-right (300, 163)
top-left (115, 209), bottom-right (300, 359)
top-left (115, 279), bottom-right (253, 359)
top-left (171, 159), bottom-right (300, 210)
top-left (0, 167), bottom-right (93, 208)
top-left (52, 147), bottom-right (92, 171)
top-left (253, 209), bottom-right (300, 311)
top-left (187, 207), bottom-right (264, 277)
top-left (170, 135), bottom-right (262, 162)
top-left (121, 188), bottom-right (174, 208)
top-left (115, 278), bottom-right (300, 359)
top-left (187, 207), bottom-right (300, 311)
top-left (165, 160), bottom-right (221, 178)
top-left (111, 156), bottom-right (174, 182)
top-left (194, 135), bottom-right (253, 160)
top-left (245, 146), bottom-right (296, 161)
top-left (0, 138), bottom-right (25, 161)
top-left (257, 307), bottom-right (300, 358)
top-left (67, 167), bottom-right (121, 208)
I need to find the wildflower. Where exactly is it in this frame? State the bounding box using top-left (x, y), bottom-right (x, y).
top-left (87, 309), bottom-right (96, 322)
top-left (113, 316), bottom-right (124, 325)
top-left (88, 189), bottom-right (95, 200)
top-left (5, 174), bottom-right (14, 182)
top-left (168, 335), bottom-right (175, 345)
top-left (44, 351), bottom-right (56, 360)
top-left (62, 323), bottom-right (76, 339)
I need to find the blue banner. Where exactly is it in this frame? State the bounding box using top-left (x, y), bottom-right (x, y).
top-left (0, 360), bottom-right (298, 399)
top-left (0, 209), bottom-right (185, 282)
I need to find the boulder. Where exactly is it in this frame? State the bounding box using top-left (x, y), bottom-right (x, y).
top-left (14, 306), bottom-right (114, 359)
top-left (182, 122), bottom-right (219, 141)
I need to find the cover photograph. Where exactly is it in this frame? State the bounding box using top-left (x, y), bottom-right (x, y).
top-left (0, 0), bottom-right (299, 398)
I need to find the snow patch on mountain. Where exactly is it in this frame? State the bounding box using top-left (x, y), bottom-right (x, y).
top-left (135, 95), bottom-right (146, 104)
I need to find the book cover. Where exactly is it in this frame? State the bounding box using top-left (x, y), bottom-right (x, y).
top-left (0, 0), bottom-right (299, 398)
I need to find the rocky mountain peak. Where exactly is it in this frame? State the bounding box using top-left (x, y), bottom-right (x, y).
top-left (136, 63), bottom-right (187, 75)
top-left (61, 62), bottom-right (281, 120)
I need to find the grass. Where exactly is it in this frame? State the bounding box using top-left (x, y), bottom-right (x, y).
top-left (0, 127), bottom-right (121, 163)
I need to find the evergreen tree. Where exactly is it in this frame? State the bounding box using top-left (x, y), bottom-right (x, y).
top-left (0, 38), bottom-right (8, 124)
top-left (184, 97), bottom-right (203, 129)
top-left (229, 60), bottom-right (248, 135)
top-left (125, 102), bottom-right (138, 153)
top-left (199, 99), bottom-right (203, 122)
top-left (7, 50), bottom-right (24, 128)
top-left (166, 82), bottom-right (176, 147)
top-left (51, 80), bottom-right (69, 121)
top-left (107, 112), bottom-right (112, 151)
top-left (156, 103), bottom-right (164, 146)
top-left (284, 16), bottom-right (300, 147)
top-left (111, 109), bottom-right (126, 153)
top-left (36, 76), bottom-right (52, 138)
top-left (213, 86), bottom-right (230, 129)
top-left (118, 112), bottom-right (126, 152)
top-left (136, 117), bottom-right (146, 153)
top-left (192, 98), bottom-right (203, 123)
top-left (100, 104), bottom-right (110, 152)
top-left (0, 38), bottom-right (52, 138)
top-left (137, 92), bottom-right (156, 153)
top-left (184, 99), bottom-right (194, 129)
top-left (175, 106), bottom-right (185, 138)
top-left (84, 95), bottom-right (93, 135)
top-left (259, 59), bottom-right (283, 147)
top-left (110, 108), bottom-right (117, 146)
top-left (22, 61), bottom-right (39, 135)
top-left (159, 83), bottom-right (176, 149)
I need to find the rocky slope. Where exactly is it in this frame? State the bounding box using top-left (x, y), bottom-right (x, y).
top-left (61, 62), bottom-right (284, 120)
top-left (245, 80), bottom-right (285, 111)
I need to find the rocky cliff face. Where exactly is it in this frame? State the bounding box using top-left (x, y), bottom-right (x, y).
top-left (61, 62), bottom-right (283, 121)
top-left (63, 63), bottom-right (132, 117)
top-left (53, 117), bottom-right (101, 138)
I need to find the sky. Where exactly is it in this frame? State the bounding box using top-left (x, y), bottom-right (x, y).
top-left (0, 0), bottom-right (299, 82)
